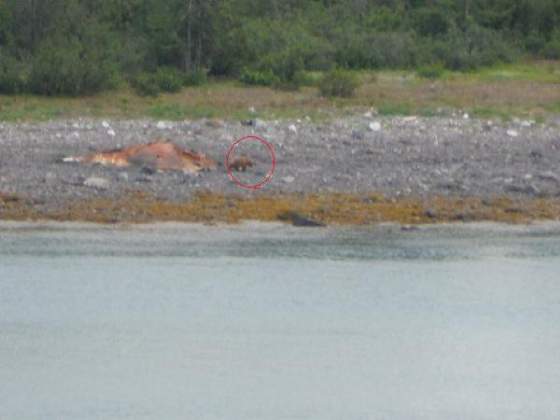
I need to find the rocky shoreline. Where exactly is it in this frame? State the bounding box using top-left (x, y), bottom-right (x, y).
top-left (1, 115), bottom-right (560, 224)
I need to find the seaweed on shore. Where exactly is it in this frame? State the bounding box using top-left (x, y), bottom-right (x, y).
top-left (1, 192), bottom-right (560, 226)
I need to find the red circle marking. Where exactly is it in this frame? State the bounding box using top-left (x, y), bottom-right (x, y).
top-left (225, 135), bottom-right (276, 190)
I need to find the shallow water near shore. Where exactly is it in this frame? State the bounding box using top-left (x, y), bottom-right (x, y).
top-left (1, 222), bottom-right (560, 420)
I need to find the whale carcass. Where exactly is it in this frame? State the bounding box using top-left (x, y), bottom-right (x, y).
top-left (63, 139), bottom-right (217, 174)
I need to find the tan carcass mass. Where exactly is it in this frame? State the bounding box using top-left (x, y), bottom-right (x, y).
top-left (63, 140), bottom-right (217, 174)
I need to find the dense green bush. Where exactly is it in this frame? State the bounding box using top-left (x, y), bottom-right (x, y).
top-left (319, 69), bottom-right (359, 98)
top-left (183, 69), bottom-right (208, 86)
top-left (543, 41), bottom-right (560, 59)
top-left (230, 19), bottom-right (332, 86)
top-left (524, 31), bottom-right (547, 56)
top-left (364, 7), bottom-right (402, 32)
top-left (28, 37), bottom-right (117, 96)
top-left (334, 31), bottom-right (418, 69)
top-left (293, 70), bottom-right (319, 87)
top-left (543, 32), bottom-right (560, 59)
top-left (0, 0), bottom-right (558, 97)
top-left (0, 55), bottom-right (27, 94)
top-left (131, 73), bottom-right (160, 96)
top-left (412, 8), bottom-right (449, 37)
top-left (430, 25), bottom-right (517, 71)
top-left (132, 67), bottom-right (209, 96)
top-left (239, 68), bottom-right (279, 86)
top-left (260, 48), bottom-right (305, 83)
top-left (417, 64), bottom-right (445, 79)
top-left (153, 67), bottom-right (183, 92)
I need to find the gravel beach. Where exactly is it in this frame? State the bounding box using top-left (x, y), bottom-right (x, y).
top-left (1, 115), bottom-right (560, 220)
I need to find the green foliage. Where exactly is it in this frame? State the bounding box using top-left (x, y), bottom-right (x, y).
top-left (260, 48), bottom-right (305, 83)
top-left (319, 69), bottom-right (359, 98)
top-left (148, 103), bottom-right (217, 120)
top-left (239, 68), bottom-right (279, 86)
top-left (133, 67), bottom-right (207, 96)
top-left (0, 0), bottom-right (558, 98)
top-left (28, 35), bottom-right (117, 96)
top-left (183, 69), bottom-right (208, 86)
top-left (0, 2), bottom-right (11, 46)
top-left (154, 67), bottom-right (183, 92)
top-left (0, 54), bottom-right (27, 94)
top-left (430, 25), bottom-right (518, 71)
top-left (364, 7), bottom-right (403, 32)
top-left (543, 31), bottom-right (560, 59)
top-left (524, 31), bottom-right (547, 55)
top-left (417, 64), bottom-right (445, 79)
top-left (293, 70), bottom-right (319, 87)
top-left (335, 31), bottom-right (418, 69)
top-left (412, 8), bottom-right (450, 37)
top-left (227, 18), bottom-right (334, 83)
top-left (543, 41), bottom-right (560, 60)
top-left (131, 73), bottom-right (160, 97)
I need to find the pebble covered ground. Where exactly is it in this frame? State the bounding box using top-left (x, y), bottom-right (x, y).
top-left (1, 114), bottom-right (560, 215)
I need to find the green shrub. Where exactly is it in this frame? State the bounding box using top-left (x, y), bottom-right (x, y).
top-left (131, 73), bottom-right (160, 96)
top-left (543, 39), bottom-right (560, 59)
top-left (319, 69), bottom-right (359, 98)
top-left (273, 79), bottom-right (301, 91)
top-left (132, 67), bottom-right (208, 96)
top-left (203, 17), bottom-right (333, 76)
top-left (543, 42), bottom-right (560, 59)
top-left (335, 31), bottom-right (418, 69)
top-left (417, 64), bottom-right (445, 79)
top-left (412, 8), bottom-right (450, 37)
top-left (272, 70), bottom-right (318, 91)
top-left (28, 37), bottom-right (116, 96)
top-left (364, 7), bottom-right (402, 32)
top-left (183, 68), bottom-right (208, 86)
top-left (0, 55), bottom-right (27, 94)
top-left (431, 25), bottom-right (518, 71)
top-left (239, 68), bottom-right (279, 86)
top-left (293, 70), bottom-right (318, 87)
top-left (525, 31), bottom-right (546, 55)
top-left (260, 48), bottom-right (305, 84)
top-left (153, 67), bottom-right (183, 93)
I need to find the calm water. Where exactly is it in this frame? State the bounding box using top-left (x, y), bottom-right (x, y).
top-left (1, 222), bottom-right (560, 420)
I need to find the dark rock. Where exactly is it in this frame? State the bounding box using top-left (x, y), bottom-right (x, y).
top-left (530, 150), bottom-right (544, 160)
top-left (505, 184), bottom-right (540, 195)
top-left (438, 181), bottom-right (463, 192)
top-left (482, 122), bottom-right (493, 132)
top-left (351, 130), bottom-right (364, 140)
top-left (141, 166), bottom-right (156, 175)
top-left (205, 119), bottom-right (224, 129)
top-left (0, 192), bottom-right (21, 203)
top-left (452, 212), bottom-right (475, 222)
top-left (135, 175), bottom-right (153, 183)
top-left (362, 196), bottom-right (380, 204)
top-left (424, 209), bottom-right (437, 219)
top-left (277, 211), bottom-right (325, 227)
top-left (538, 171), bottom-right (560, 183)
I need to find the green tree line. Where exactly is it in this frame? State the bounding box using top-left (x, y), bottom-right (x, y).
top-left (1, 0), bottom-right (560, 95)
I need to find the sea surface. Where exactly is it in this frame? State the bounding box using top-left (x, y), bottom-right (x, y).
top-left (1, 222), bottom-right (560, 420)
